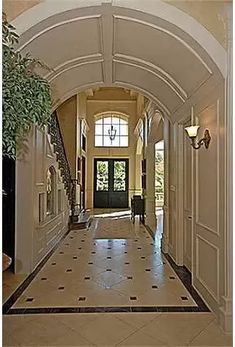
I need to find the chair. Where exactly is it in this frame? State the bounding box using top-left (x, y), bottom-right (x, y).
top-left (131, 195), bottom-right (145, 223)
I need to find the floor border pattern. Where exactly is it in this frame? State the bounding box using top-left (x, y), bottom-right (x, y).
top-left (3, 220), bottom-right (210, 315)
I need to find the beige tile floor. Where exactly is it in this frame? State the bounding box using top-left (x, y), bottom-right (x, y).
top-left (3, 210), bottom-right (233, 346)
top-left (12, 211), bottom-right (196, 308)
top-left (3, 312), bottom-right (232, 346)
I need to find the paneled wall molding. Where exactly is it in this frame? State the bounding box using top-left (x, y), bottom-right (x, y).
top-left (15, 124), bottom-right (70, 274)
top-left (195, 234), bottom-right (220, 303)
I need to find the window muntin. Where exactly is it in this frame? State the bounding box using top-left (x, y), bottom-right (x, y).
top-left (95, 115), bottom-right (128, 147)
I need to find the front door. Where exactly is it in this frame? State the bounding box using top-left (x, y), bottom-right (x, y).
top-left (94, 158), bottom-right (129, 208)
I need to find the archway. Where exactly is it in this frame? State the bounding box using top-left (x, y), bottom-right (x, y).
top-left (10, 0), bottom-right (225, 118)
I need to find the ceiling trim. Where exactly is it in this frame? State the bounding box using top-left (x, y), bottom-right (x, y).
top-left (113, 54), bottom-right (187, 102)
top-left (45, 54), bottom-right (103, 80)
top-left (17, 15), bottom-right (102, 51)
top-left (113, 80), bottom-right (171, 117)
top-left (11, 0), bottom-right (226, 76)
top-left (113, 15), bottom-right (213, 75)
top-left (48, 59), bottom-right (104, 83)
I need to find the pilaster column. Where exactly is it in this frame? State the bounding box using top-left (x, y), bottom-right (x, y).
top-left (145, 140), bottom-right (157, 233)
top-left (219, 3), bottom-right (232, 333)
top-left (161, 119), bottom-right (170, 253)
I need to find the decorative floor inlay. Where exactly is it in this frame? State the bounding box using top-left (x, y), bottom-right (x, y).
top-left (3, 210), bottom-right (209, 315)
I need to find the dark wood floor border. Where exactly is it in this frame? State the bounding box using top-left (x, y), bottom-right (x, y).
top-left (6, 305), bottom-right (207, 315)
top-left (3, 227), bottom-right (71, 314)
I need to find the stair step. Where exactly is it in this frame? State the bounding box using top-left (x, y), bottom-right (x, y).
top-left (69, 212), bottom-right (92, 230)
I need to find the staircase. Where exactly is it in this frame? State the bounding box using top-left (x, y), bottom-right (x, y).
top-left (48, 112), bottom-right (91, 230)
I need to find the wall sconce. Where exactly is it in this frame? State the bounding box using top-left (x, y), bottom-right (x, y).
top-left (185, 125), bottom-right (211, 150)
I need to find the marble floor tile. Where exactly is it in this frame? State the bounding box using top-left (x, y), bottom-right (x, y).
top-left (188, 319), bottom-right (233, 346)
top-left (139, 313), bottom-right (216, 346)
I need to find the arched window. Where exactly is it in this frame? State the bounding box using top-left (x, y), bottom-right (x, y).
top-left (46, 166), bottom-right (56, 216)
top-left (95, 114), bottom-right (128, 147)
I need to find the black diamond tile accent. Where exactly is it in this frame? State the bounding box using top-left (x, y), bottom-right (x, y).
top-left (152, 285), bottom-right (158, 289)
top-left (134, 240), bottom-right (138, 242)
top-left (163, 262), bottom-right (166, 265)
top-left (91, 252), bottom-right (96, 254)
top-left (66, 269), bottom-right (72, 272)
top-left (78, 248), bottom-right (82, 250)
top-left (145, 269), bottom-right (151, 272)
top-left (130, 296), bottom-right (137, 300)
top-left (65, 243), bottom-right (69, 246)
top-left (107, 257), bottom-right (112, 259)
top-left (181, 296), bottom-right (189, 301)
top-left (26, 298), bottom-right (34, 302)
top-left (41, 278), bottom-right (47, 281)
top-left (125, 262), bottom-right (130, 265)
top-left (58, 286), bottom-right (64, 290)
top-left (124, 252), bottom-right (128, 254)
top-left (138, 248), bottom-right (142, 250)
top-left (81, 240), bottom-right (85, 242)
top-left (169, 276), bottom-right (175, 279)
top-left (88, 262), bottom-right (93, 265)
top-left (59, 252), bottom-right (64, 254)
top-left (127, 276), bottom-right (133, 279)
top-left (70, 237), bottom-right (74, 239)
top-left (84, 277), bottom-right (90, 280)
top-left (106, 269), bottom-right (112, 271)
top-left (78, 297), bottom-right (86, 301)
top-left (141, 257), bottom-right (145, 259)
top-left (73, 256), bottom-right (78, 259)
top-left (107, 247), bottom-right (112, 249)
top-left (51, 262), bottom-right (56, 265)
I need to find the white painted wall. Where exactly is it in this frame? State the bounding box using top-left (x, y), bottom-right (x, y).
top-left (165, 81), bottom-right (231, 332)
top-left (15, 126), bottom-right (70, 274)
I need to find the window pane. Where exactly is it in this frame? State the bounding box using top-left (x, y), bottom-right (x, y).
top-left (114, 161), bottom-right (126, 191)
top-left (96, 161), bottom-right (108, 191)
top-left (120, 124), bottom-right (128, 136)
top-left (103, 124), bottom-right (110, 136)
top-left (112, 117), bottom-right (120, 125)
top-left (111, 135), bottom-right (119, 147)
top-left (103, 136), bottom-right (112, 147)
top-left (95, 135), bottom-right (103, 146)
top-left (94, 115), bottom-right (128, 148)
top-left (120, 136), bottom-right (128, 147)
top-left (103, 117), bottom-right (112, 125)
top-left (95, 124), bottom-right (102, 135)
top-left (120, 118), bottom-right (127, 125)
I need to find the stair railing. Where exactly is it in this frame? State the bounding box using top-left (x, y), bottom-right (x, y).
top-left (48, 112), bottom-right (72, 204)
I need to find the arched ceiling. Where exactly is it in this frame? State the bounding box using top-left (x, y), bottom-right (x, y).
top-left (12, 0), bottom-right (226, 122)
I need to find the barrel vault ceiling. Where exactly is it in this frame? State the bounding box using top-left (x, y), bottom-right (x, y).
top-left (15, 2), bottom-right (224, 122)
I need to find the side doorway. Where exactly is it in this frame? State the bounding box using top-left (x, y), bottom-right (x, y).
top-left (94, 158), bottom-right (129, 208)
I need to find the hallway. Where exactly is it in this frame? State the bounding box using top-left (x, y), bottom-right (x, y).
top-left (3, 211), bottom-right (232, 346)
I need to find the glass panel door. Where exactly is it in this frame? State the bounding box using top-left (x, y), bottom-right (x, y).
top-left (94, 158), bottom-right (128, 208)
top-left (113, 160), bottom-right (126, 191)
top-left (96, 160), bottom-right (109, 191)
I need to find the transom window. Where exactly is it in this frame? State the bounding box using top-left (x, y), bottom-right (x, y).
top-left (95, 114), bottom-right (128, 147)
